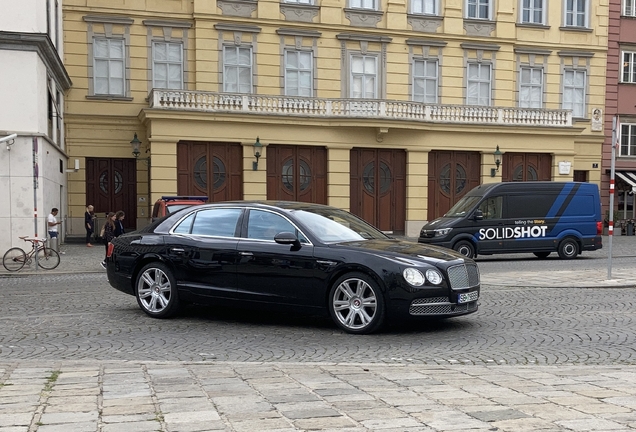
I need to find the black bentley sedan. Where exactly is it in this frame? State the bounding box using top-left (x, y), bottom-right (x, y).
top-left (106, 201), bottom-right (480, 334)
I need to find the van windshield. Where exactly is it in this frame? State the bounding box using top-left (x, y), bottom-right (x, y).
top-left (445, 196), bottom-right (481, 217)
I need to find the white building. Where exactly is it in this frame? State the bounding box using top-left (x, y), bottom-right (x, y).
top-left (0, 0), bottom-right (71, 254)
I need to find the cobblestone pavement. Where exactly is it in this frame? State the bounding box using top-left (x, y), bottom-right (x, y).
top-left (1, 238), bottom-right (636, 431)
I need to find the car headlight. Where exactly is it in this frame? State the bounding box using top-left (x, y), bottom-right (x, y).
top-left (434, 228), bottom-right (452, 237)
top-left (403, 268), bottom-right (425, 286)
top-left (425, 269), bottom-right (443, 285)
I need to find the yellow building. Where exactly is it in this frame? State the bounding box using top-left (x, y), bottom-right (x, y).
top-left (63, 0), bottom-right (608, 237)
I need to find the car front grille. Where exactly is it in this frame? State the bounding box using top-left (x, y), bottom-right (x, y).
top-left (420, 230), bottom-right (435, 238)
top-left (409, 298), bottom-right (478, 316)
top-left (447, 263), bottom-right (480, 290)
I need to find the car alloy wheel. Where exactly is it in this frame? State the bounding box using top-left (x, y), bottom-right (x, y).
top-left (558, 238), bottom-right (579, 260)
top-left (329, 272), bottom-right (385, 334)
top-left (135, 262), bottom-right (180, 318)
top-left (454, 240), bottom-right (476, 259)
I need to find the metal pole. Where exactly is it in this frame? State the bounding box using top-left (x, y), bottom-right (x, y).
top-left (33, 137), bottom-right (39, 271)
top-left (608, 116), bottom-right (618, 279)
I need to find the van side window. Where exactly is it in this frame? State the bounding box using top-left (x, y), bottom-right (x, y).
top-left (479, 196), bottom-right (503, 219)
top-left (508, 195), bottom-right (554, 219)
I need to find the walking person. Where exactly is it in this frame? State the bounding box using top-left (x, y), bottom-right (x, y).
top-left (47, 208), bottom-right (62, 253)
top-left (114, 211), bottom-right (125, 237)
top-left (85, 205), bottom-right (96, 247)
top-left (100, 212), bottom-right (116, 269)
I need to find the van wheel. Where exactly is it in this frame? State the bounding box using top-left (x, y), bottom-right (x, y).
top-left (454, 240), bottom-right (476, 259)
top-left (533, 252), bottom-right (550, 259)
top-left (558, 238), bottom-right (579, 260)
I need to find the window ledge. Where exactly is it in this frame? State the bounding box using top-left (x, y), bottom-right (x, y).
top-left (559, 26), bottom-right (593, 32)
top-left (86, 95), bottom-right (134, 102)
top-left (407, 14), bottom-right (443, 33)
top-left (516, 22), bottom-right (550, 30)
top-left (280, 3), bottom-right (320, 23)
top-left (344, 8), bottom-right (384, 28)
top-left (463, 19), bottom-right (496, 37)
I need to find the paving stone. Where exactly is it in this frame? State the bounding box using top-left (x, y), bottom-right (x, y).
top-left (36, 422), bottom-right (97, 432)
top-left (0, 413), bottom-right (33, 427)
top-left (556, 417), bottom-right (627, 430)
top-left (468, 408), bottom-right (530, 422)
top-left (101, 420), bottom-right (163, 432)
top-left (39, 411), bottom-right (99, 424)
top-left (292, 415), bottom-right (358, 430)
top-left (162, 410), bottom-right (221, 423)
top-left (359, 417), bottom-right (423, 429)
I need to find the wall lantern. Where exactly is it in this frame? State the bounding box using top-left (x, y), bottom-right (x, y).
top-left (491, 145), bottom-right (502, 177)
top-left (253, 137), bottom-right (263, 171)
top-left (130, 133), bottom-right (142, 158)
top-left (131, 133), bottom-right (150, 163)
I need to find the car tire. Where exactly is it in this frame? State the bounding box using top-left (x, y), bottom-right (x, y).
top-left (557, 238), bottom-right (579, 260)
top-left (328, 272), bottom-right (385, 335)
top-left (533, 252), bottom-right (550, 259)
top-left (135, 262), bottom-right (180, 318)
top-left (453, 240), bottom-right (476, 259)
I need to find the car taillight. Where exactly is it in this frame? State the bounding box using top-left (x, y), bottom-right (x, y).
top-left (106, 242), bottom-right (115, 258)
top-left (596, 221), bottom-right (603, 235)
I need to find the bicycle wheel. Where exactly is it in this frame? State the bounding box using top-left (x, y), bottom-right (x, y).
top-left (3, 248), bottom-right (26, 272)
top-left (37, 247), bottom-right (60, 270)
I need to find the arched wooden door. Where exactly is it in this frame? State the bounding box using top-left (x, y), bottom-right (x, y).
top-left (266, 145), bottom-right (327, 203)
top-left (86, 157), bottom-right (136, 230)
top-left (427, 151), bottom-right (481, 220)
top-left (177, 141), bottom-right (243, 201)
top-left (350, 148), bottom-right (406, 234)
top-left (502, 153), bottom-right (552, 182)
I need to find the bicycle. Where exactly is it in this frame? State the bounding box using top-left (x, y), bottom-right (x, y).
top-left (2, 236), bottom-right (61, 272)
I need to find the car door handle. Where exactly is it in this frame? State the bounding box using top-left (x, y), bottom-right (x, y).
top-left (317, 260), bottom-right (337, 266)
top-left (170, 247), bottom-right (185, 254)
top-left (239, 251), bottom-right (253, 256)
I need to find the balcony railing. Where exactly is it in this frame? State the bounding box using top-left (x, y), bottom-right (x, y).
top-left (148, 90), bottom-right (573, 127)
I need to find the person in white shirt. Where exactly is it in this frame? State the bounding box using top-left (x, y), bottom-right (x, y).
top-left (47, 208), bottom-right (62, 249)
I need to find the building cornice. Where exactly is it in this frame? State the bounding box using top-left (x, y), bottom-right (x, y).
top-left (0, 31), bottom-right (71, 90)
top-left (514, 46), bottom-right (552, 55)
top-left (276, 28), bottom-right (322, 37)
top-left (336, 33), bottom-right (392, 43)
top-left (405, 38), bottom-right (447, 47)
top-left (142, 19), bottom-right (192, 28)
top-left (82, 15), bottom-right (134, 25)
top-left (557, 50), bottom-right (594, 58)
top-left (214, 23), bottom-right (261, 33)
top-left (460, 42), bottom-right (500, 51)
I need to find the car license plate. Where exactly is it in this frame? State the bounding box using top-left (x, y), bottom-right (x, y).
top-left (458, 291), bottom-right (479, 304)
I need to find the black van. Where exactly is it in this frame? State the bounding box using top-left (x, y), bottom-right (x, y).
top-left (418, 182), bottom-right (603, 259)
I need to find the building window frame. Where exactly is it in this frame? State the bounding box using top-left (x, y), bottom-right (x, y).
top-left (92, 37), bottom-right (126, 97)
top-left (466, 0), bottom-right (492, 20)
top-left (519, 0), bottom-right (546, 25)
top-left (412, 58), bottom-right (439, 103)
top-left (283, 0), bottom-right (315, 3)
top-left (622, 51), bottom-right (636, 83)
top-left (151, 41), bottom-right (184, 90)
top-left (349, 0), bottom-right (378, 10)
top-left (562, 68), bottom-right (586, 118)
top-left (284, 49), bottom-right (314, 96)
top-left (223, 45), bottom-right (254, 94)
top-left (625, 0), bottom-right (636, 16)
top-left (620, 124), bottom-right (636, 157)
top-left (563, 0), bottom-right (589, 28)
top-left (410, 0), bottom-right (438, 15)
top-left (350, 54), bottom-right (378, 98)
top-left (466, 61), bottom-right (492, 106)
top-left (519, 66), bottom-right (544, 108)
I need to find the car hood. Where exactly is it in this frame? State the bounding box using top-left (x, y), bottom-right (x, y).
top-left (421, 217), bottom-right (458, 230)
top-left (332, 238), bottom-right (468, 265)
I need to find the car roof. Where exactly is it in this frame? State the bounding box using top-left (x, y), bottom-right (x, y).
top-left (197, 200), bottom-right (337, 212)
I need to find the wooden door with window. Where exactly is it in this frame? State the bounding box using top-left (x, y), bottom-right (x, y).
top-left (350, 148), bottom-right (406, 233)
top-left (502, 153), bottom-right (552, 182)
top-left (177, 141), bottom-right (243, 202)
top-left (266, 145), bottom-right (327, 203)
top-left (86, 158), bottom-right (137, 230)
top-left (428, 151), bottom-right (481, 221)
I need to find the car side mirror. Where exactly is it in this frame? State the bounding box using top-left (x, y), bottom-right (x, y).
top-left (473, 209), bottom-right (484, 221)
top-left (274, 232), bottom-right (301, 247)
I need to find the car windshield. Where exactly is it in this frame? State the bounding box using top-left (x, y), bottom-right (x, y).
top-left (445, 196), bottom-right (481, 217)
top-left (293, 208), bottom-right (389, 243)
